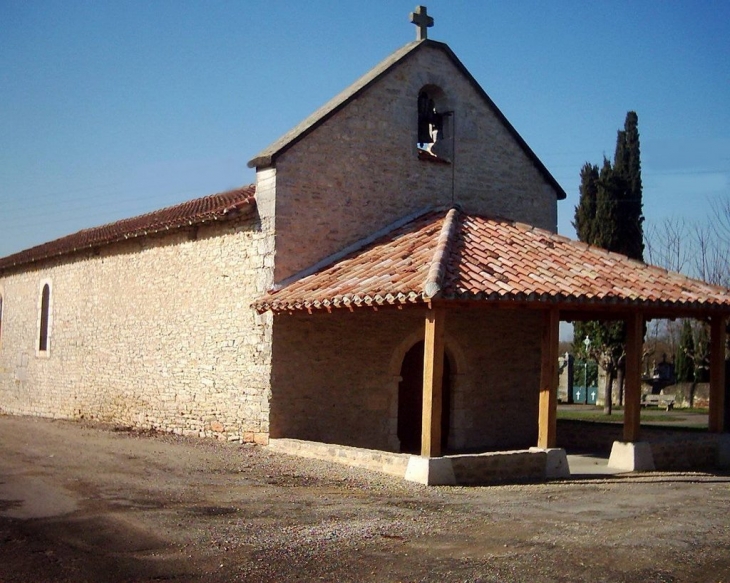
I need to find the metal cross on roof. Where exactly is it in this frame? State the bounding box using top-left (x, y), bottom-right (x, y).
top-left (410, 5), bottom-right (434, 41)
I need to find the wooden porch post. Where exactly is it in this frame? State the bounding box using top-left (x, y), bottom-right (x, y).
top-left (709, 315), bottom-right (727, 433)
top-left (421, 308), bottom-right (446, 457)
top-left (537, 308), bottom-right (560, 449)
top-left (623, 311), bottom-right (644, 442)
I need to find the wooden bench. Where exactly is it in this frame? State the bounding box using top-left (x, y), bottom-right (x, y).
top-left (640, 394), bottom-right (676, 411)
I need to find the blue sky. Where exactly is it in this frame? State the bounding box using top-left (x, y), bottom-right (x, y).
top-left (1, 1), bottom-right (728, 262)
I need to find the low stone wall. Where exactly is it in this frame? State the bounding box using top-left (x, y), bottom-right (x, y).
top-left (271, 431), bottom-right (729, 484)
top-left (650, 436), bottom-right (718, 471)
top-left (665, 383), bottom-right (710, 409)
top-left (268, 438), bottom-right (551, 486)
top-left (450, 450), bottom-right (546, 485)
top-left (558, 420), bottom-right (727, 471)
top-left (267, 438), bottom-right (411, 478)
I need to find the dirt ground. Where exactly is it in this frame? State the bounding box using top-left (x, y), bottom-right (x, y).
top-left (1, 415), bottom-right (729, 583)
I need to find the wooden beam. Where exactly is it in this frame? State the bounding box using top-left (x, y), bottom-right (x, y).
top-left (623, 312), bottom-right (644, 442)
top-left (421, 308), bottom-right (446, 457)
top-left (560, 308), bottom-right (719, 322)
top-left (537, 308), bottom-right (560, 448)
top-left (431, 298), bottom-right (722, 322)
top-left (274, 295), bottom-right (726, 324)
top-left (709, 316), bottom-right (726, 433)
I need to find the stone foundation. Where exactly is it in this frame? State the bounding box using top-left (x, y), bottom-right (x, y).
top-left (268, 438), bottom-right (410, 477)
top-left (268, 438), bottom-right (559, 486)
top-left (558, 420), bottom-right (729, 472)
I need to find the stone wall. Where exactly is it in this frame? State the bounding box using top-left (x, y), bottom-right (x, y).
top-left (591, 376), bottom-right (711, 408)
top-left (0, 213), bottom-right (274, 442)
top-left (268, 44), bottom-right (559, 283)
top-left (448, 309), bottom-right (542, 450)
top-left (269, 306), bottom-right (542, 452)
top-left (269, 438), bottom-right (547, 486)
top-left (662, 382), bottom-right (710, 408)
top-left (268, 438), bottom-right (411, 478)
top-left (450, 450), bottom-right (546, 485)
top-left (557, 420), bottom-right (723, 470)
top-left (649, 435), bottom-right (719, 471)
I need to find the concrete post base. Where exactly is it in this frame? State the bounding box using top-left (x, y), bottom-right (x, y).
top-left (404, 456), bottom-right (456, 485)
top-left (608, 441), bottom-right (655, 472)
top-left (530, 447), bottom-right (570, 478)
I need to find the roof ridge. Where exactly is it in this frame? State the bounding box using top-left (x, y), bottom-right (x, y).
top-left (0, 184), bottom-right (256, 271)
top-left (108, 184), bottom-right (255, 226)
top-left (423, 207), bottom-right (460, 298)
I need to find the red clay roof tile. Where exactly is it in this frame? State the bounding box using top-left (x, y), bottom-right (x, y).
top-left (0, 185), bottom-right (256, 272)
top-left (253, 207), bottom-right (730, 314)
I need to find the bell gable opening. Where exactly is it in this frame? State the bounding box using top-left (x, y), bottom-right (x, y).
top-left (416, 85), bottom-right (453, 162)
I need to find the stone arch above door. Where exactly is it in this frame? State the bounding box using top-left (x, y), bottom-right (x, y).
top-left (386, 326), bottom-right (467, 452)
top-left (388, 328), bottom-right (467, 378)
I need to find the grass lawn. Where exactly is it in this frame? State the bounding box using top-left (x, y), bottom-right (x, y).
top-left (557, 406), bottom-right (708, 426)
top-left (679, 407), bottom-right (710, 414)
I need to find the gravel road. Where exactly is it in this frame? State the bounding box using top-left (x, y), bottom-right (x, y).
top-left (0, 414), bottom-right (729, 582)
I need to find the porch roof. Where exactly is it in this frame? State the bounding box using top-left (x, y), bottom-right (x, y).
top-left (253, 207), bottom-right (730, 316)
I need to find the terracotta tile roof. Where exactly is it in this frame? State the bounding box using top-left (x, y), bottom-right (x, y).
top-left (0, 185), bottom-right (256, 272)
top-left (253, 207), bottom-right (730, 314)
top-left (256, 211), bottom-right (447, 312)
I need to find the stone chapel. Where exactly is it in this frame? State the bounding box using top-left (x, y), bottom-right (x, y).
top-left (1, 8), bottom-right (728, 484)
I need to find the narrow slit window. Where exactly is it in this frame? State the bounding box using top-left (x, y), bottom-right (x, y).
top-left (39, 284), bottom-right (50, 352)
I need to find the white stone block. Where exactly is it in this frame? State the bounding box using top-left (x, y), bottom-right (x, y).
top-left (529, 447), bottom-right (570, 478)
top-left (608, 441), bottom-right (655, 472)
top-left (404, 456), bottom-right (456, 486)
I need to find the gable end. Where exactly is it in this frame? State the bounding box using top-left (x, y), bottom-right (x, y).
top-left (247, 40), bottom-right (566, 201)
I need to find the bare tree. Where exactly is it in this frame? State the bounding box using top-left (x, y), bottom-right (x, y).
top-left (692, 219), bottom-right (730, 288)
top-left (644, 200), bottom-right (730, 405)
top-left (710, 193), bottom-right (730, 248)
top-left (645, 217), bottom-right (691, 273)
top-left (644, 217), bottom-right (692, 372)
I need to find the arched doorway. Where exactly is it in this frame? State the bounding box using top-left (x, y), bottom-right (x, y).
top-left (397, 341), bottom-right (451, 453)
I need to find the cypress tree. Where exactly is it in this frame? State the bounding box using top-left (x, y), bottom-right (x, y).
top-left (614, 129), bottom-right (628, 173)
top-left (572, 112), bottom-right (644, 413)
top-left (612, 111), bottom-right (644, 260)
top-left (573, 163), bottom-right (599, 242)
top-left (624, 112), bottom-right (643, 213)
top-left (574, 112), bottom-right (643, 257)
top-left (593, 157), bottom-right (622, 250)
